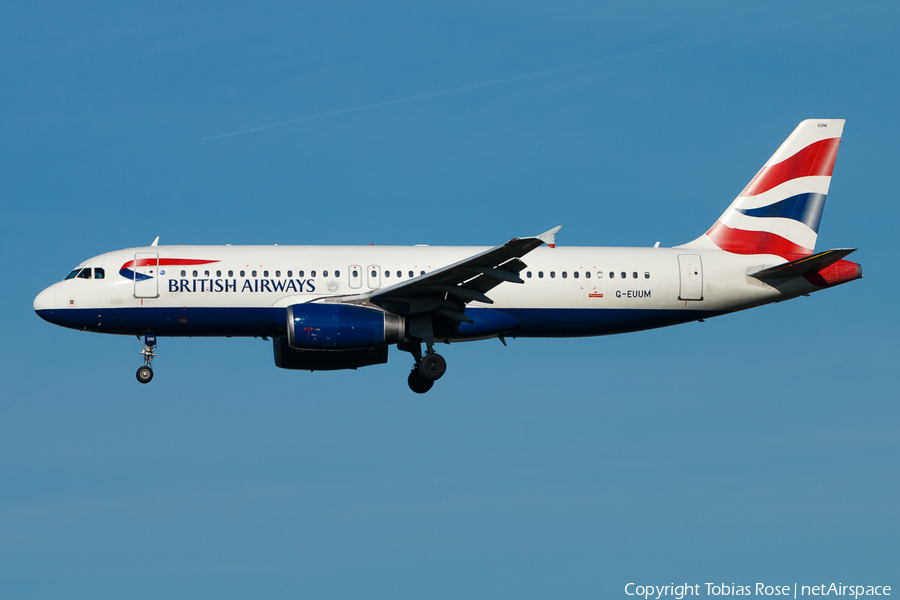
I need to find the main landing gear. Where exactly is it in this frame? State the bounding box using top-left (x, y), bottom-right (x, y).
top-left (400, 341), bottom-right (447, 394)
top-left (136, 334), bottom-right (157, 384)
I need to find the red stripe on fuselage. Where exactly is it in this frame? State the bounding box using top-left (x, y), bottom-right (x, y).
top-left (121, 258), bottom-right (220, 269)
top-left (706, 221), bottom-right (813, 260)
top-left (741, 137), bottom-right (840, 197)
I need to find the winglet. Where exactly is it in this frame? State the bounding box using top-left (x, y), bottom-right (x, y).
top-left (536, 226), bottom-right (562, 248)
top-left (151, 236), bottom-right (160, 247)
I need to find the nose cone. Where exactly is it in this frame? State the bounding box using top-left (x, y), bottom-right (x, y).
top-left (34, 285), bottom-right (56, 317)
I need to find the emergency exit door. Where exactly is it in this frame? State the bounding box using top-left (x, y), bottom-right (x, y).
top-left (367, 265), bottom-right (381, 289)
top-left (348, 264), bottom-right (362, 289)
top-left (677, 254), bottom-right (703, 301)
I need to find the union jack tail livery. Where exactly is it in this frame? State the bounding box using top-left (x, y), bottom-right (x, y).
top-left (683, 119), bottom-right (844, 260)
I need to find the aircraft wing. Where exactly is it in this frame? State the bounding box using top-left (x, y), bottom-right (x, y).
top-left (335, 227), bottom-right (560, 323)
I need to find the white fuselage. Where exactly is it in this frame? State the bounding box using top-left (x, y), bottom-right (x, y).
top-left (34, 244), bottom-right (811, 341)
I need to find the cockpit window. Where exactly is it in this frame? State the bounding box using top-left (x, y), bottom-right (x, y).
top-left (94, 268), bottom-right (105, 279)
top-left (64, 269), bottom-right (81, 280)
top-left (76, 268), bottom-right (92, 279)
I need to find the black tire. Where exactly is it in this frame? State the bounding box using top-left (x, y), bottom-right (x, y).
top-left (418, 353), bottom-right (446, 380)
top-left (408, 370), bottom-right (434, 394)
top-left (136, 366), bottom-right (154, 384)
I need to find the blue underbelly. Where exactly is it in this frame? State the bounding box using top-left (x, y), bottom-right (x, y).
top-left (462, 307), bottom-right (722, 338)
top-left (36, 307), bottom-right (288, 337)
top-left (36, 306), bottom-right (721, 339)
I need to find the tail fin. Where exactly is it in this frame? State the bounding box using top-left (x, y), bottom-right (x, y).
top-left (681, 119), bottom-right (844, 260)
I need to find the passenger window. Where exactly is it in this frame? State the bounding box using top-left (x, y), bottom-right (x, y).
top-left (275, 270), bottom-right (280, 277)
top-left (240, 270), bottom-right (245, 277)
top-left (65, 269), bottom-right (81, 280)
top-left (193, 270), bottom-right (198, 277)
top-left (263, 270), bottom-right (269, 277)
top-left (610, 272), bottom-right (615, 279)
top-left (335, 270), bottom-right (340, 277)
top-left (621, 272), bottom-right (626, 279)
top-left (562, 271), bottom-right (567, 279)
top-left (597, 272), bottom-right (603, 278)
top-left (573, 271), bottom-right (579, 279)
top-left (287, 270), bottom-right (292, 277)
top-left (228, 270), bottom-right (234, 277)
top-left (216, 270), bottom-right (221, 277)
top-left (538, 271), bottom-right (544, 278)
top-left (550, 271), bottom-right (556, 278)
top-left (526, 271), bottom-right (532, 278)
top-left (204, 270), bottom-right (210, 277)
top-left (299, 270), bottom-right (304, 277)
top-left (396, 271), bottom-right (401, 277)
top-left (311, 270), bottom-right (316, 277)
top-left (181, 270), bottom-right (186, 277)
top-left (252, 270), bottom-right (257, 277)
top-left (645, 272), bottom-right (650, 279)
top-left (633, 272), bottom-right (638, 279)
top-left (384, 271), bottom-right (390, 278)
top-left (352, 269), bottom-right (358, 277)
top-left (408, 271), bottom-right (414, 278)
top-left (585, 271), bottom-right (591, 279)
top-left (323, 270), bottom-right (328, 277)
top-left (420, 270), bottom-right (425, 275)
top-left (95, 268), bottom-right (105, 279)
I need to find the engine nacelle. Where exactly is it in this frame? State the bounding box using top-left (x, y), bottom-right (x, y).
top-left (286, 303), bottom-right (405, 350)
top-left (273, 337), bottom-right (389, 371)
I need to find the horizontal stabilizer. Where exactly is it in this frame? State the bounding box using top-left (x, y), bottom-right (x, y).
top-left (749, 248), bottom-right (856, 279)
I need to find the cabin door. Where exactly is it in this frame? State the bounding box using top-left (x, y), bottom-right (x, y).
top-left (677, 254), bottom-right (703, 301)
top-left (133, 252), bottom-right (160, 298)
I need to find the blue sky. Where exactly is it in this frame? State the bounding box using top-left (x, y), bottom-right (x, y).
top-left (2, 1), bottom-right (898, 598)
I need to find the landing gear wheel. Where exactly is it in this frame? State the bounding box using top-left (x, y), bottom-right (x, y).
top-left (418, 353), bottom-right (446, 380)
top-left (136, 366), bottom-right (154, 384)
top-left (408, 370), bottom-right (435, 394)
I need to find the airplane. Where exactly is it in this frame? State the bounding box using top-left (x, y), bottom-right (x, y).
top-left (34, 119), bottom-right (862, 393)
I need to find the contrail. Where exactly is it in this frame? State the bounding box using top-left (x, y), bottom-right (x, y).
top-left (201, 54), bottom-right (645, 140)
top-left (203, 3), bottom-right (886, 141)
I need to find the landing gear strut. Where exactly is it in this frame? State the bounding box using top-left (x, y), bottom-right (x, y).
top-left (136, 334), bottom-right (156, 384)
top-left (400, 340), bottom-right (446, 394)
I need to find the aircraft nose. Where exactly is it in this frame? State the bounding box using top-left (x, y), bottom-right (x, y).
top-left (33, 285), bottom-right (56, 314)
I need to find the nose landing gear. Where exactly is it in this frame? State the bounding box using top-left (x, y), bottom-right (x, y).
top-left (136, 335), bottom-right (156, 384)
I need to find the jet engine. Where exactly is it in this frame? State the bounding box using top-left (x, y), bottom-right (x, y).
top-left (286, 303), bottom-right (405, 350)
top-left (273, 337), bottom-right (389, 371)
